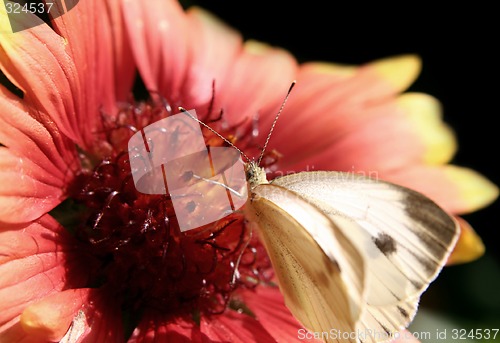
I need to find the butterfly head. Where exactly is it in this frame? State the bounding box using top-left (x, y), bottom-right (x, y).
top-left (245, 161), bottom-right (268, 189)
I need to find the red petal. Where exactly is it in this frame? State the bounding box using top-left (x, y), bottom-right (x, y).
top-left (0, 321), bottom-right (46, 343)
top-left (0, 10), bottom-right (83, 144)
top-left (49, 0), bottom-right (135, 126)
top-left (0, 215), bottom-right (90, 336)
top-left (0, 0), bottom-right (134, 150)
top-left (240, 287), bottom-right (321, 342)
top-left (0, 148), bottom-right (68, 222)
top-left (77, 290), bottom-right (124, 343)
top-left (128, 313), bottom-right (202, 343)
top-left (0, 85), bottom-right (77, 179)
top-left (201, 310), bottom-right (276, 343)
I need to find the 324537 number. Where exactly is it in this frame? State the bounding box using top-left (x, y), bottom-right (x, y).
top-left (5, 2), bottom-right (54, 14)
top-left (452, 328), bottom-right (499, 340)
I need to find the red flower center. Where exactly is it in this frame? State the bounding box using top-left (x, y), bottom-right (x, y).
top-left (60, 99), bottom-right (274, 318)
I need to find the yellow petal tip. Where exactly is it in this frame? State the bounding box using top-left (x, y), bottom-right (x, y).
top-left (397, 93), bottom-right (457, 164)
top-left (303, 62), bottom-right (358, 77)
top-left (187, 6), bottom-right (239, 40)
top-left (21, 305), bottom-right (67, 342)
top-left (447, 218), bottom-right (485, 265)
top-left (369, 54), bottom-right (422, 92)
top-left (446, 166), bottom-right (499, 213)
top-left (244, 40), bottom-right (272, 55)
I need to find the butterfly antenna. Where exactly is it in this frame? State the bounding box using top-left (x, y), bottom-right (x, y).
top-left (178, 107), bottom-right (251, 162)
top-left (257, 81), bottom-right (296, 166)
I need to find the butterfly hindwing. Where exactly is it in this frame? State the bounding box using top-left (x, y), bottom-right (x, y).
top-left (247, 183), bottom-right (367, 342)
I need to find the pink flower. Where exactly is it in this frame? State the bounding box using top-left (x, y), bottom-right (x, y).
top-left (0, 0), bottom-right (497, 342)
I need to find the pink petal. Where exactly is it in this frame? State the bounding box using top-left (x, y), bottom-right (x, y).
top-left (180, 8), bottom-right (243, 115)
top-left (0, 9), bottom-right (83, 144)
top-left (128, 313), bottom-right (202, 343)
top-left (0, 84), bottom-right (77, 179)
top-left (0, 148), bottom-right (68, 222)
top-left (219, 41), bottom-right (298, 128)
top-left (123, 2), bottom-right (246, 115)
top-left (0, 215), bottom-right (91, 335)
top-left (0, 0), bottom-right (135, 150)
top-left (49, 0), bottom-right (135, 121)
top-left (239, 286), bottom-right (321, 342)
top-left (122, 0), bottom-right (191, 103)
top-left (201, 310), bottom-right (276, 343)
top-left (105, 0), bottom-right (136, 101)
top-left (278, 97), bottom-right (422, 172)
top-left (266, 75), bottom-right (422, 172)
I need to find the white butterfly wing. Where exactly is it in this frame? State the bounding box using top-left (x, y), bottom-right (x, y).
top-left (268, 171), bottom-right (459, 339)
top-left (246, 184), bottom-right (366, 343)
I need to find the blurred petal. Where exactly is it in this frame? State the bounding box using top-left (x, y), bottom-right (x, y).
top-left (222, 40), bottom-right (298, 128)
top-left (368, 55), bottom-right (421, 93)
top-left (447, 217), bottom-right (485, 265)
top-left (267, 58), bottom-right (431, 171)
top-left (387, 165), bottom-right (498, 214)
top-left (301, 61), bottom-right (357, 78)
top-left (181, 7), bottom-right (242, 113)
top-left (396, 93), bottom-right (456, 165)
top-left (121, 0), bottom-right (189, 102)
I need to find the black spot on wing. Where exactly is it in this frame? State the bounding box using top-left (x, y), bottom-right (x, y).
top-left (373, 233), bottom-right (397, 255)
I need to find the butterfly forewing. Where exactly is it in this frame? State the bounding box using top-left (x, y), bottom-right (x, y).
top-left (247, 170), bottom-right (459, 342)
top-left (271, 171), bottom-right (459, 303)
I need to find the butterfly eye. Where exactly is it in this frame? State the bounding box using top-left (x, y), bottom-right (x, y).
top-left (245, 169), bottom-right (254, 180)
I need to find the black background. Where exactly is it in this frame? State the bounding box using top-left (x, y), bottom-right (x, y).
top-left (190, 1), bottom-right (500, 332)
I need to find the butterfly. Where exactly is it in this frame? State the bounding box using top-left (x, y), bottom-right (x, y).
top-left (179, 81), bottom-right (460, 342)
